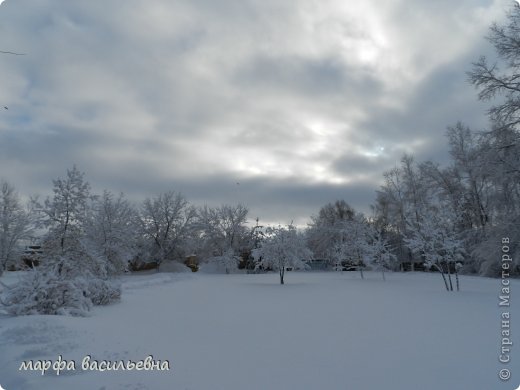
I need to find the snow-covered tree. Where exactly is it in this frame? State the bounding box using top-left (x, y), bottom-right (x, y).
top-left (206, 248), bottom-right (241, 274)
top-left (374, 166), bottom-right (411, 270)
top-left (445, 123), bottom-right (490, 233)
top-left (418, 161), bottom-right (470, 231)
top-left (1, 167), bottom-right (120, 316)
top-left (404, 204), bottom-right (465, 291)
top-left (253, 224), bottom-right (312, 284)
top-left (363, 225), bottom-right (397, 281)
top-left (307, 201), bottom-right (385, 278)
top-left (470, 215), bottom-right (520, 277)
top-left (86, 191), bottom-right (138, 275)
top-left (242, 217), bottom-right (265, 270)
top-left (194, 204), bottom-right (249, 270)
top-left (0, 180), bottom-right (33, 275)
top-left (1, 256), bottom-right (120, 316)
top-left (328, 218), bottom-right (370, 279)
top-left (139, 191), bottom-right (196, 266)
top-left (38, 165), bottom-right (92, 252)
top-left (307, 200), bottom-right (357, 263)
top-left (215, 204), bottom-right (249, 253)
top-left (463, 3), bottom-right (520, 276)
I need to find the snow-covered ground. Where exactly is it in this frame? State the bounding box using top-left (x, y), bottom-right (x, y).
top-left (0, 270), bottom-right (517, 390)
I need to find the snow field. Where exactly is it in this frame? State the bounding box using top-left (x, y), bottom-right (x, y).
top-left (0, 271), bottom-right (517, 390)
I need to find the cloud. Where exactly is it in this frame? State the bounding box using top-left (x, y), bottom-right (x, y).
top-left (0, 0), bottom-right (509, 224)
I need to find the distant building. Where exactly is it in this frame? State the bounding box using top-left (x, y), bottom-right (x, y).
top-left (184, 254), bottom-right (198, 272)
top-left (21, 245), bottom-right (43, 268)
top-left (306, 258), bottom-right (328, 271)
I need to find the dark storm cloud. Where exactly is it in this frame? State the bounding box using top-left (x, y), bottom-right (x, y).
top-left (232, 54), bottom-right (383, 98)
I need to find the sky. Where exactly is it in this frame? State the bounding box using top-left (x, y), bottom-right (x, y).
top-left (0, 0), bottom-right (511, 226)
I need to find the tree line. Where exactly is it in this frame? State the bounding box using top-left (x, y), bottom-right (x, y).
top-left (0, 166), bottom-right (269, 315)
top-left (1, 4), bottom-right (520, 315)
top-left (0, 166), bottom-right (267, 277)
top-left (371, 4), bottom-right (520, 279)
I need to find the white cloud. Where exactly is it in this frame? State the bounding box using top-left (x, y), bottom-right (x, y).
top-left (0, 0), bottom-right (509, 222)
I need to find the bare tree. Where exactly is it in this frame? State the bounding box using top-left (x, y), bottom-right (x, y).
top-left (468, 3), bottom-right (520, 132)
